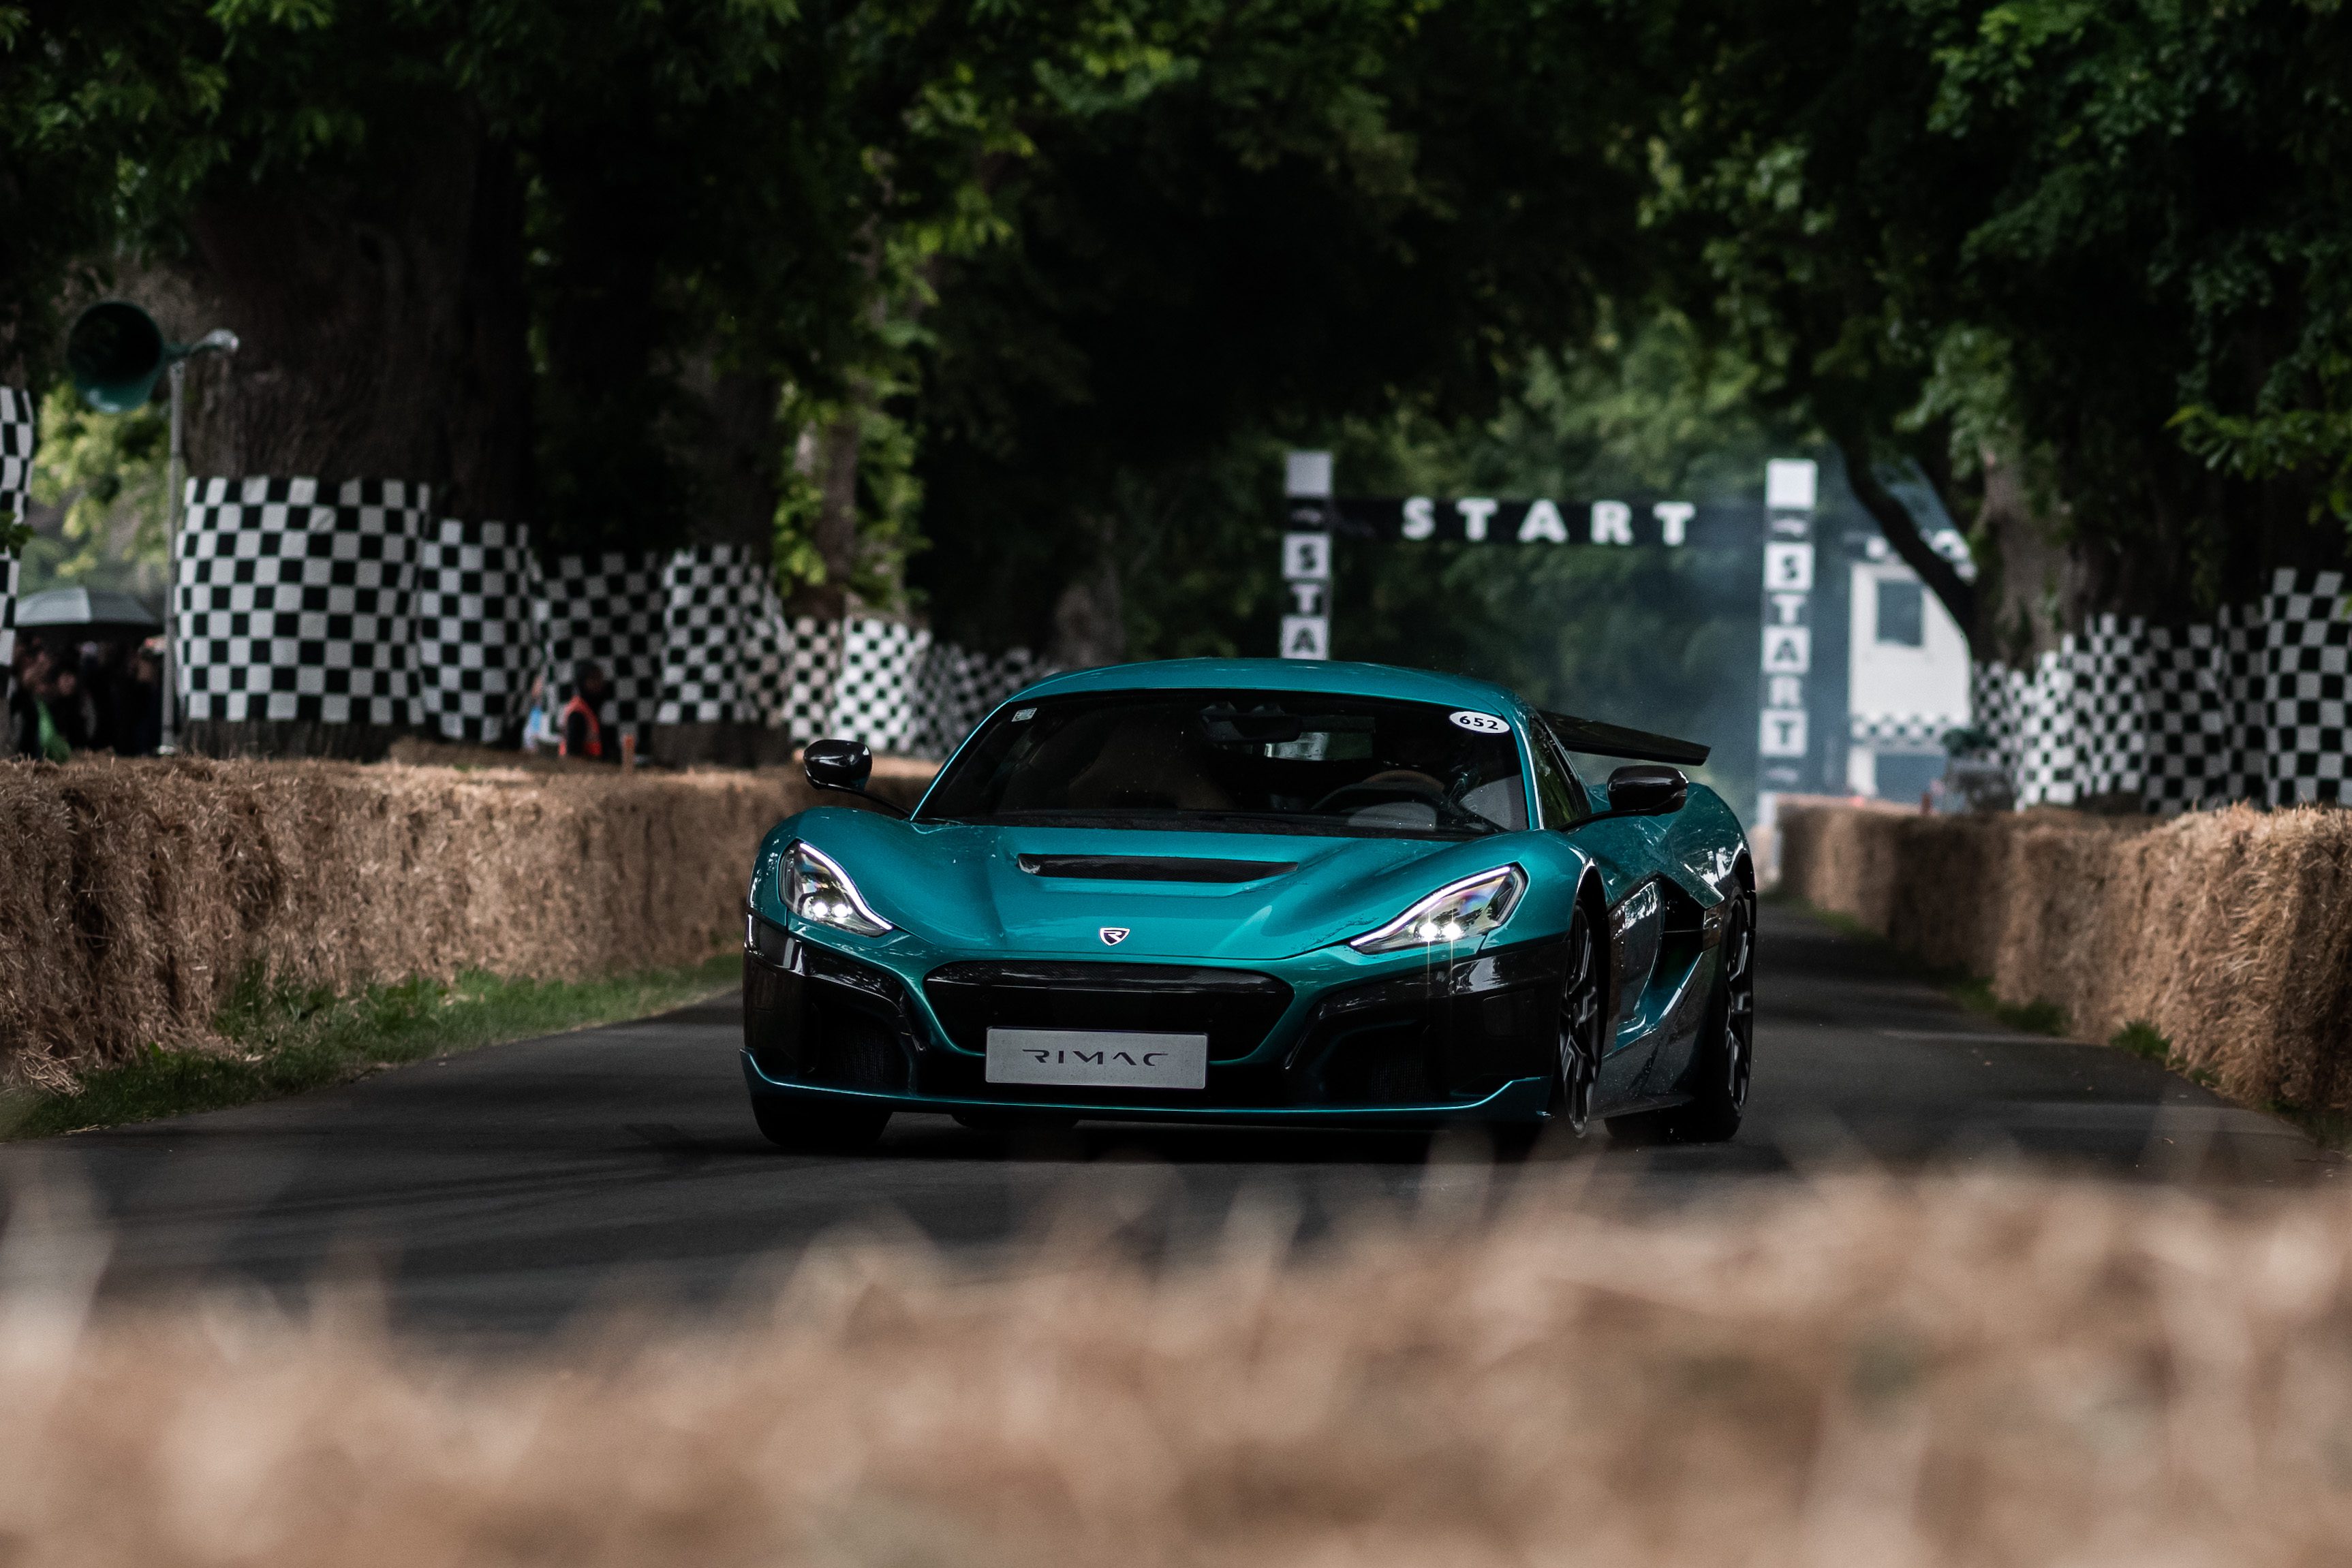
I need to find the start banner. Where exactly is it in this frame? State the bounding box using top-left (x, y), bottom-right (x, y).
top-left (1292, 495), bottom-right (1748, 547)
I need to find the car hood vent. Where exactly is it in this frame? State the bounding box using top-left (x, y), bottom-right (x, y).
top-left (1017, 854), bottom-right (1297, 884)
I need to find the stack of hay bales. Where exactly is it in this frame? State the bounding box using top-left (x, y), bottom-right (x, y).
top-left (0, 757), bottom-right (930, 1090)
top-left (1779, 801), bottom-right (2352, 1108)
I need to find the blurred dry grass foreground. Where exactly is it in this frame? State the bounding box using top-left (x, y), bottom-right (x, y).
top-left (2, 1172), bottom-right (2351, 1565)
top-left (1780, 802), bottom-right (2352, 1112)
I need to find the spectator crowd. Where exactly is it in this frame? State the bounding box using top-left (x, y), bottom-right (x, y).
top-left (6, 635), bottom-right (164, 760)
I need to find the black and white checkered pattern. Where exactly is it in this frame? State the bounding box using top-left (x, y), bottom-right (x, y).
top-left (826, 618), bottom-right (931, 751)
top-left (2015, 644), bottom-right (2082, 806)
top-left (536, 552), bottom-right (665, 738)
top-left (654, 545), bottom-right (767, 725)
top-left (2218, 603), bottom-right (2268, 804)
top-left (2139, 623), bottom-right (2234, 813)
top-left (1969, 577), bottom-right (2349, 813)
top-left (2262, 568), bottom-right (2350, 804)
top-left (1, 547), bottom-right (18, 672)
top-left (176, 477), bottom-right (427, 725)
top-left (2072, 615), bottom-right (2144, 799)
top-left (735, 606), bottom-right (848, 734)
top-left (906, 643), bottom-right (1055, 758)
top-left (0, 386), bottom-right (35, 524)
top-left (149, 487), bottom-right (1062, 757)
top-left (1847, 712), bottom-right (1960, 752)
top-left (412, 518), bottom-right (538, 743)
top-left (654, 547), bottom-right (732, 725)
top-left (1969, 663), bottom-right (2028, 777)
top-left (1, 388), bottom-right (30, 675)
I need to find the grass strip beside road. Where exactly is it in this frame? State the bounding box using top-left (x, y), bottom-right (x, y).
top-left (1, 953), bottom-right (740, 1140)
top-left (1773, 892), bottom-right (2351, 1147)
top-left (1781, 894), bottom-right (2075, 1037)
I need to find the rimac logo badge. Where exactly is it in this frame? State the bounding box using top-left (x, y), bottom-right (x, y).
top-left (1098, 926), bottom-right (1130, 946)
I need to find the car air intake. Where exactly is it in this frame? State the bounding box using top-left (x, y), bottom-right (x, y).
top-left (1016, 855), bottom-right (1296, 883)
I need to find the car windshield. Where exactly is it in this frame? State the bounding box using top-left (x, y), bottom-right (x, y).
top-left (919, 689), bottom-right (1528, 838)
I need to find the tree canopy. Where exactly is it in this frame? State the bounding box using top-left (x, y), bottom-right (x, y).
top-left (4, 0), bottom-right (2347, 648)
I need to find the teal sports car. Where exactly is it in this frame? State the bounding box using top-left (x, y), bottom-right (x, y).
top-left (741, 659), bottom-right (1756, 1150)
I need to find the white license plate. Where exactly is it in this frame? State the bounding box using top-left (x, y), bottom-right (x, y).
top-left (985, 1028), bottom-right (1209, 1090)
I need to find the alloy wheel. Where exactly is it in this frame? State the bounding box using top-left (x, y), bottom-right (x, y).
top-left (1720, 896), bottom-right (1755, 1112)
top-left (1556, 908), bottom-right (1603, 1133)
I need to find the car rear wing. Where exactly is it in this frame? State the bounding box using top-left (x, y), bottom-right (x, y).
top-left (1538, 710), bottom-right (1711, 767)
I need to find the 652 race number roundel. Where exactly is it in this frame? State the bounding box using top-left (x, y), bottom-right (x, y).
top-left (1449, 710), bottom-right (1511, 734)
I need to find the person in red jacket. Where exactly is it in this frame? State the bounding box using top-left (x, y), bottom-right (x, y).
top-left (558, 664), bottom-right (615, 761)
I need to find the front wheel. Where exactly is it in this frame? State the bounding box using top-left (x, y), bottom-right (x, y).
top-left (753, 1097), bottom-right (891, 1152)
top-left (1553, 905), bottom-right (1604, 1135)
top-left (1618, 890), bottom-right (1754, 1144)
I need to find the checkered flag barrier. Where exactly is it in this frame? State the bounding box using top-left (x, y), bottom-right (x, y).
top-left (1968, 663), bottom-right (2027, 779)
top-left (2015, 644), bottom-right (2082, 806)
top-left (0, 386), bottom-right (34, 526)
top-left (2263, 568), bottom-right (2349, 804)
top-left (1969, 571), bottom-right (2351, 813)
top-left (536, 552), bottom-right (665, 738)
top-left (412, 518), bottom-right (538, 743)
top-left (1848, 712), bottom-right (1962, 751)
top-left (1, 547), bottom-right (18, 672)
top-left (654, 544), bottom-right (786, 726)
top-left (824, 618), bottom-right (932, 752)
top-left (906, 643), bottom-right (1055, 759)
top-left (151, 486), bottom-right (1059, 755)
top-left (2073, 615), bottom-right (2145, 800)
top-left (2139, 623), bottom-right (2235, 812)
top-left (775, 616), bottom-right (842, 741)
top-left (2219, 603), bottom-right (2269, 803)
top-left (1, 387), bottom-right (29, 677)
top-left (176, 477), bottom-right (429, 725)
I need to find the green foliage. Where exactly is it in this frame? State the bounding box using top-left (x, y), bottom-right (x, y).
top-left (910, 0), bottom-right (1667, 650)
top-left (21, 381), bottom-right (168, 595)
top-left (1653, 0), bottom-right (2352, 616)
top-left (0, 953), bottom-right (738, 1140)
top-left (11, 0), bottom-right (2347, 641)
top-left (1951, 977), bottom-right (2069, 1038)
top-left (2110, 1018), bottom-right (2171, 1065)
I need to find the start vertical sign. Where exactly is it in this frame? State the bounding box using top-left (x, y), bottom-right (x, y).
top-left (1281, 450), bottom-right (1333, 659)
top-left (1758, 458), bottom-right (1817, 789)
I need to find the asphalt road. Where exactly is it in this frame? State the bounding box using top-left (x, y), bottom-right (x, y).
top-left (1, 904), bottom-right (2327, 1339)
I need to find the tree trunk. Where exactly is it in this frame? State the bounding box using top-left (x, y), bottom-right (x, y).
top-left (1049, 516), bottom-right (1125, 669)
top-left (166, 101), bottom-right (531, 519)
top-left (1973, 448), bottom-right (2093, 665)
top-left (675, 359), bottom-right (780, 550)
top-left (796, 411), bottom-right (863, 620)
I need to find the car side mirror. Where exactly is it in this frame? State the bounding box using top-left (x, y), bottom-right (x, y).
top-left (1606, 764), bottom-right (1688, 816)
top-left (804, 738), bottom-right (875, 794)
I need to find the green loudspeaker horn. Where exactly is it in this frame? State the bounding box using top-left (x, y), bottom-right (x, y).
top-left (65, 301), bottom-right (239, 413)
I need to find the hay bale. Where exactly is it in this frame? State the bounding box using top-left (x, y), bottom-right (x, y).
top-left (0, 757), bottom-right (931, 1087)
top-left (1780, 801), bottom-right (2352, 1108)
top-left (7, 1174), bottom-right (2352, 1565)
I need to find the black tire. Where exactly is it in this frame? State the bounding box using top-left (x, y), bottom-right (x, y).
top-left (1553, 904), bottom-right (1605, 1135)
top-left (1613, 890), bottom-right (1754, 1144)
top-left (1497, 902), bottom-right (1606, 1157)
top-left (752, 1097), bottom-right (891, 1152)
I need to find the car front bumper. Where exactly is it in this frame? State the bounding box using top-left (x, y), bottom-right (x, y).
top-left (741, 912), bottom-right (1566, 1127)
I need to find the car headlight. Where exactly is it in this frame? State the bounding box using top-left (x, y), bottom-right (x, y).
top-left (780, 840), bottom-right (893, 937)
top-left (1349, 865), bottom-right (1526, 953)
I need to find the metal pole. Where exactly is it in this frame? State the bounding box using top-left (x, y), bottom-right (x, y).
top-left (161, 357), bottom-right (185, 754)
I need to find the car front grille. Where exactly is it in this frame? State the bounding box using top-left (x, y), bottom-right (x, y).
top-left (921, 961), bottom-right (1293, 1063)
